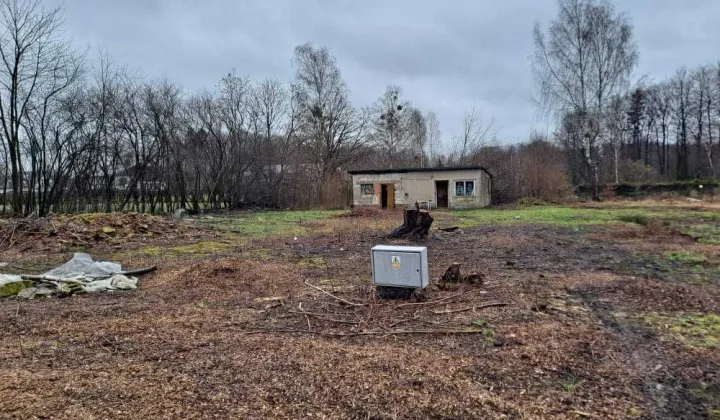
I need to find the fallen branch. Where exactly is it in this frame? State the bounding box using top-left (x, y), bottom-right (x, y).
top-left (288, 310), bottom-right (359, 325)
top-left (21, 275), bottom-right (81, 283)
top-left (431, 302), bottom-right (509, 315)
top-left (438, 226), bottom-right (459, 232)
top-left (120, 266), bottom-right (157, 276)
top-left (245, 328), bottom-right (493, 337)
top-left (395, 292), bottom-right (464, 309)
top-left (303, 280), bottom-right (366, 307)
top-left (387, 318), bottom-right (416, 328)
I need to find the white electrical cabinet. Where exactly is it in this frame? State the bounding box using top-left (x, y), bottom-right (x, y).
top-left (371, 245), bottom-right (429, 289)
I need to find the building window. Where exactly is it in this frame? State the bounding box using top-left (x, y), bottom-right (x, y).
top-left (455, 180), bottom-right (475, 196)
top-left (360, 183), bottom-right (374, 195)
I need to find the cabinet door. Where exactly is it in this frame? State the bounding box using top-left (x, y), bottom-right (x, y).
top-left (372, 251), bottom-right (421, 287)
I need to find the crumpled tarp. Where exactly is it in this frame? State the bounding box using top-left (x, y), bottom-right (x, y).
top-left (0, 253), bottom-right (138, 298)
top-left (45, 253), bottom-right (123, 279)
top-left (0, 274), bottom-right (24, 287)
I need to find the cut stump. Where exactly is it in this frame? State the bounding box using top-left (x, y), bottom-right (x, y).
top-left (438, 263), bottom-right (484, 286)
top-left (388, 204), bottom-right (434, 240)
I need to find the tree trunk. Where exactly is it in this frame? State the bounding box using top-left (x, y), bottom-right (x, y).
top-left (388, 205), bottom-right (434, 240)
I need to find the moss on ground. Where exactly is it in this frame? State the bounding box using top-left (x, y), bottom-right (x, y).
top-left (666, 250), bottom-right (708, 264)
top-left (118, 240), bottom-right (236, 259)
top-left (634, 247), bottom-right (720, 284)
top-left (639, 312), bottom-right (720, 349)
top-left (299, 256), bottom-right (329, 269)
top-left (0, 280), bottom-right (33, 297)
top-left (196, 210), bottom-right (344, 238)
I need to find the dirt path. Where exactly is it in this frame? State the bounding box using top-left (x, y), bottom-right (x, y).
top-left (570, 284), bottom-right (708, 419)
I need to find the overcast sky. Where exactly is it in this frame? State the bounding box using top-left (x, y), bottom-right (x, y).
top-left (52, 0), bottom-right (720, 147)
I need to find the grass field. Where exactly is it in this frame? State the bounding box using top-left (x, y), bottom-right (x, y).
top-left (1, 200), bottom-right (719, 418)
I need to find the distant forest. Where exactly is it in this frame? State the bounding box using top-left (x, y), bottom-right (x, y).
top-left (0, 0), bottom-right (717, 215)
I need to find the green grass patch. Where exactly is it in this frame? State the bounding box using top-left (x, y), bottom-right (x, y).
top-left (196, 210), bottom-right (344, 238)
top-left (679, 223), bottom-right (720, 245)
top-left (118, 240), bottom-right (235, 258)
top-left (451, 205), bottom-right (720, 234)
top-left (453, 206), bottom-right (653, 228)
top-left (562, 377), bottom-right (583, 394)
top-left (666, 250), bottom-right (708, 264)
top-left (0, 280), bottom-right (33, 297)
top-left (299, 256), bottom-right (328, 269)
top-left (639, 312), bottom-right (720, 349)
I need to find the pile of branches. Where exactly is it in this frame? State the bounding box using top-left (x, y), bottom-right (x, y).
top-left (0, 212), bottom-right (197, 251)
top-left (245, 275), bottom-right (509, 338)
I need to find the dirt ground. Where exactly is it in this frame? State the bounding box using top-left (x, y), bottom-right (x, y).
top-left (1, 201), bottom-right (719, 419)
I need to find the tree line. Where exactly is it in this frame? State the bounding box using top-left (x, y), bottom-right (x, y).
top-left (0, 0), bottom-right (475, 215)
top-left (532, 0), bottom-right (719, 199)
top-left (0, 0), bottom-right (716, 216)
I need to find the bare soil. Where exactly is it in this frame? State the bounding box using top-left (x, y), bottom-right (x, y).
top-left (1, 206), bottom-right (719, 419)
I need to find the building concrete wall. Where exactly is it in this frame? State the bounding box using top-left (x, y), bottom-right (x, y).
top-left (352, 173), bottom-right (401, 207)
top-left (351, 169), bottom-right (491, 209)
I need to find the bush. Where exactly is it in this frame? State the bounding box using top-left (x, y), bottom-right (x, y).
top-left (576, 180), bottom-right (720, 199)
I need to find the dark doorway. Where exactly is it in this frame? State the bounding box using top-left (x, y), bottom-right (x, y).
top-left (380, 184), bottom-right (395, 210)
top-left (435, 181), bottom-right (449, 208)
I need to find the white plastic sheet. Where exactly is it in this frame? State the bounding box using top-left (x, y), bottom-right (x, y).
top-left (44, 253), bottom-right (122, 279)
top-left (1, 253), bottom-right (139, 298)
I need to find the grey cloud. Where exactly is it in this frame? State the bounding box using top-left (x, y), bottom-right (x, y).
top-left (50, 0), bottom-right (720, 145)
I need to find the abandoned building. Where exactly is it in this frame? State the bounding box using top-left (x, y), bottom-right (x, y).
top-left (348, 166), bottom-right (492, 209)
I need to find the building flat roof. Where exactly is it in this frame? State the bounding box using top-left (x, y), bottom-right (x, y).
top-left (347, 166), bottom-right (491, 177)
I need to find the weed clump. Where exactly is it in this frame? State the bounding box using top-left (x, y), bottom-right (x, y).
top-left (640, 312), bottom-right (720, 349)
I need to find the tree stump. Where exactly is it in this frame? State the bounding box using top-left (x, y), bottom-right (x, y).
top-left (388, 204), bottom-right (434, 240)
top-left (438, 263), bottom-right (484, 287)
top-left (440, 263), bottom-right (463, 283)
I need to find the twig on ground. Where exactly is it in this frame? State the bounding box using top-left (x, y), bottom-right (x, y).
top-left (297, 302), bottom-right (312, 331)
top-left (395, 292), bottom-right (464, 309)
top-left (245, 328), bottom-right (493, 337)
top-left (287, 310), bottom-right (359, 325)
top-left (431, 302), bottom-right (509, 315)
top-left (120, 266), bottom-right (157, 276)
top-left (7, 222), bottom-right (17, 248)
top-left (388, 318), bottom-right (416, 328)
top-left (17, 335), bottom-right (24, 357)
top-left (303, 280), bottom-right (366, 307)
top-left (0, 222), bottom-right (14, 248)
top-left (288, 311), bottom-right (359, 325)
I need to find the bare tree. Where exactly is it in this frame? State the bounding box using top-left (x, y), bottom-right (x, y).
top-left (0, 0), bottom-right (82, 214)
top-left (646, 83), bottom-right (672, 176)
top-left (246, 78), bottom-right (299, 206)
top-left (605, 94), bottom-right (628, 183)
top-left (424, 111), bottom-right (442, 166)
top-left (533, 0), bottom-right (638, 199)
top-left (406, 108), bottom-right (427, 167)
top-left (670, 68), bottom-right (691, 179)
top-left (453, 107), bottom-right (493, 164)
top-left (372, 85), bottom-right (409, 168)
top-left (690, 65), bottom-right (715, 177)
top-left (293, 43), bottom-right (368, 204)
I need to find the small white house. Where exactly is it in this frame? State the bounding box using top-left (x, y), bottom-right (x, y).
top-left (348, 166), bottom-right (492, 210)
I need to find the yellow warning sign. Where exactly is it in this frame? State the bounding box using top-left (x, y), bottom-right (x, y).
top-left (391, 256), bottom-right (401, 270)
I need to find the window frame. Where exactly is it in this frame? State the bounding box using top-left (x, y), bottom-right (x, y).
top-left (454, 180), bottom-right (476, 197)
top-left (360, 183), bottom-right (374, 196)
